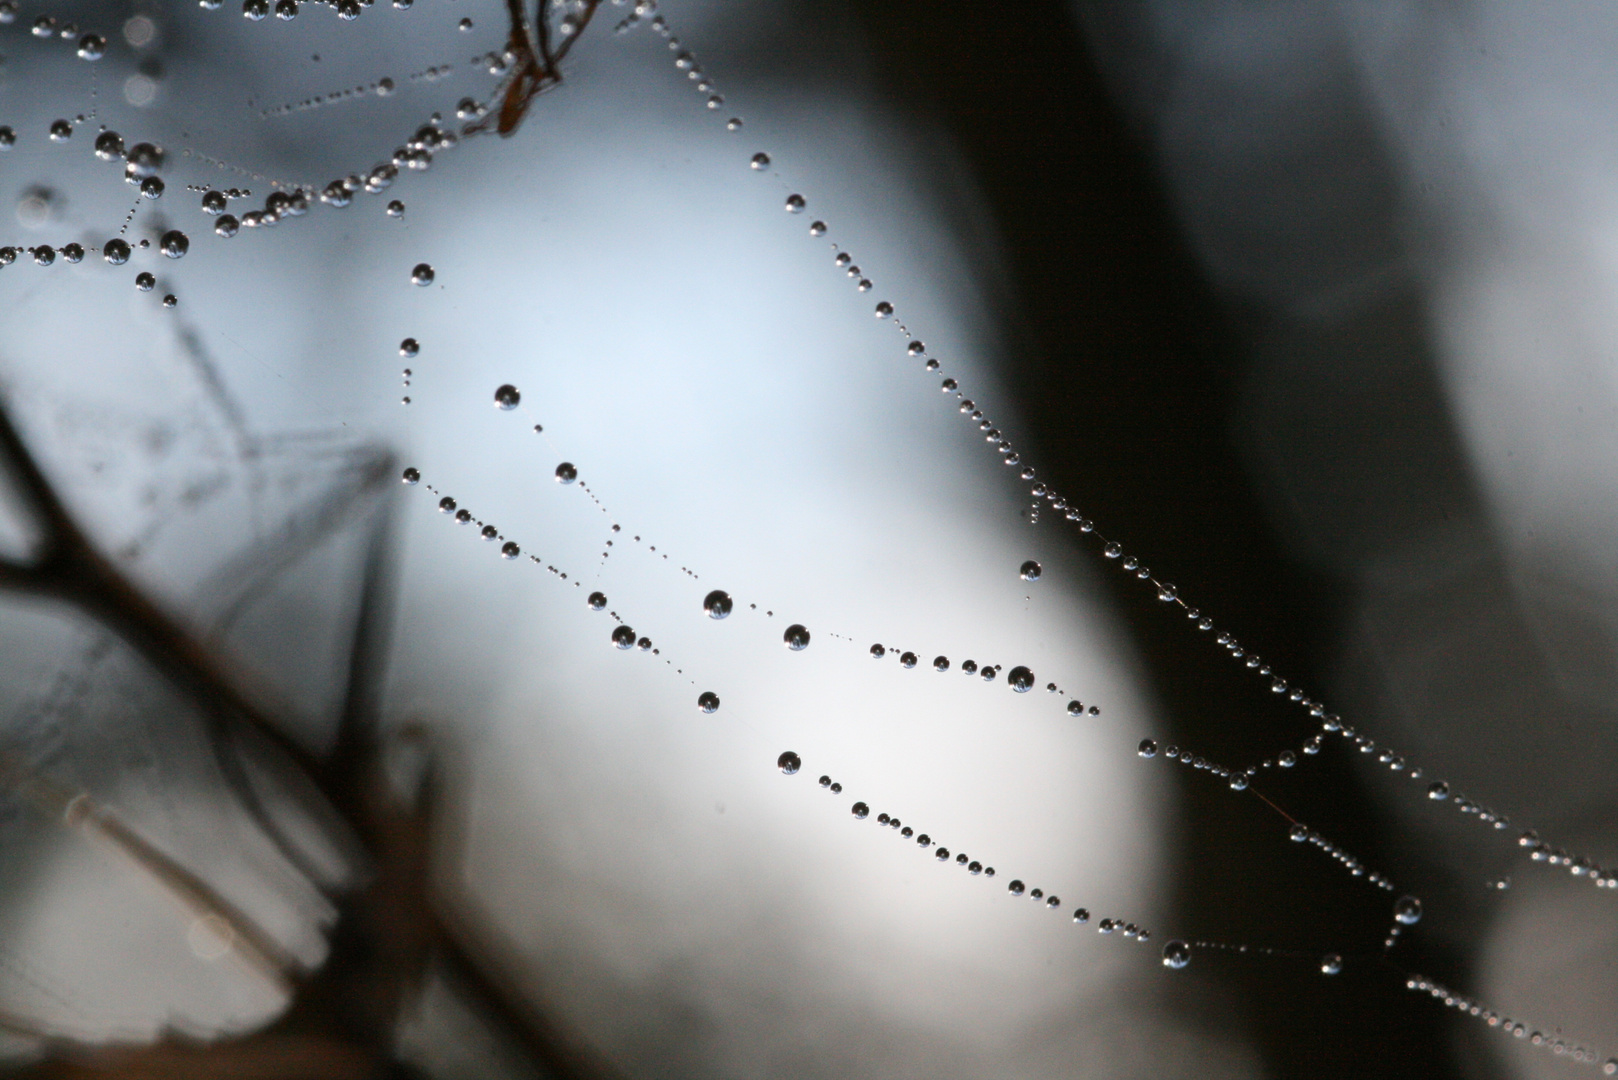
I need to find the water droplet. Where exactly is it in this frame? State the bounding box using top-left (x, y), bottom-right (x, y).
top-left (1138, 739), bottom-right (1159, 758)
top-left (750, 152), bottom-right (770, 170)
top-left (782, 624), bottom-right (810, 650)
top-left (399, 338), bottom-right (420, 358)
top-left (555, 462), bottom-right (577, 484)
top-left (125, 142), bottom-right (163, 177)
top-left (870, 643), bottom-right (885, 659)
top-left (501, 541), bottom-right (520, 559)
top-left (1290, 824), bottom-right (1308, 842)
top-left (703, 590), bottom-right (733, 619)
top-left (438, 497), bottom-right (456, 513)
top-left (612, 625), bottom-right (636, 649)
top-left (1321, 954), bottom-right (1343, 975)
top-left (1020, 560), bottom-right (1042, 581)
top-left (784, 194), bottom-right (805, 213)
top-left (494, 384), bottom-right (521, 410)
top-left (77, 33), bottom-right (106, 59)
top-left (1393, 895), bottom-right (1422, 925)
top-left (1007, 665), bottom-right (1035, 692)
top-left (1104, 542), bottom-right (1122, 558)
top-left (1278, 751), bottom-right (1296, 767)
top-left (1162, 941), bottom-right (1191, 969)
top-left (933, 655), bottom-right (949, 672)
top-left (0, 127), bottom-right (13, 150)
top-left (777, 751), bottom-right (801, 775)
top-left (1158, 583), bottom-right (1178, 602)
top-left (1428, 782), bottom-right (1449, 801)
top-left (808, 220), bottom-right (826, 236)
top-left (458, 16), bottom-right (472, 29)
top-left (102, 238), bottom-right (131, 265)
top-left (1229, 773), bottom-right (1249, 791)
top-left (900, 651), bottom-right (918, 668)
top-left (874, 301), bottom-right (893, 318)
top-left (1067, 700), bottom-right (1084, 716)
top-left (401, 467), bottom-right (420, 485)
top-left (587, 592), bottom-right (607, 610)
top-left (200, 189), bottom-right (227, 215)
top-left (387, 199), bottom-right (405, 217)
top-left (214, 215), bottom-right (239, 238)
top-left (48, 119), bottom-right (72, 142)
top-left (95, 131), bottom-right (124, 161)
top-left (31, 246), bottom-right (54, 266)
top-left (134, 272), bottom-right (155, 291)
top-left (961, 660), bottom-right (977, 674)
top-left (851, 801), bottom-right (869, 819)
top-left (697, 691), bottom-right (720, 714)
top-left (1008, 880), bottom-right (1026, 896)
top-left (411, 263), bottom-right (435, 286)
top-left (159, 230), bottom-right (188, 258)
top-left (140, 176), bottom-right (165, 200)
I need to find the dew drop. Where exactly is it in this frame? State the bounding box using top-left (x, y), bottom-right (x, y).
top-left (1158, 583), bottom-right (1179, 602)
top-left (494, 384), bottom-right (521, 410)
top-left (1104, 542), bottom-right (1122, 558)
top-left (1393, 895), bottom-right (1423, 925)
top-left (1321, 954), bottom-right (1343, 975)
top-left (1020, 559), bottom-right (1042, 581)
top-left (1427, 782), bottom-right (1449, 801)
top-left (555, 462), bottom-right (577, 484)
top-left (851, 801), bottom-right (869, 820)
top-left (140, 176), bottom-right (165, 200)
top-left (1008, 880), bottom-right (1026, 896)
top-left (159, 230), bottom-right (189, 259)
top-left (103, 238), bottom-right (131, 264)
top-left (961, 659), bottom-right (977, 674)
top-left (95, 131), bottom-right (124, 161)
top-left (870, 643), bottom-right (885, 659)
top-left (438, 497), bottom-right (456, 513)
top-left (1073, 908), bottom-right (1090, 923)
top-left (808, 220), bottom-right (826, 236)
top-left (587, 592), bottom-right (608, 611)
top-left (749, 152), bottom-right (770, 170)
top-left (0, 127), bottom-right (13, 150)
top-left (401, 467), bottom-right (420, 485)
top-left (125, 142), bottom-right (163, 177)
top-left (1290, 824), bottom-right (1308, 842)
top-left (1007, 665), bottom-right (1035, 692)
top-left (48, 119), bottom-right (72, 142)
top-left (697, 691), bottom-right (720, 714)
top-left (77, 33), bottom-right (106, 59)
top-left (778, 751), bottom-right (801, 775)
top-left (703, 590), bottom-right (733, 619)
top-left (214, 215), bottom-right (239, 238)
top-left (1161, 940), bottom-right (1191, 969)
top-left (612, 625), bottom-right (636, 649)
top-left (900, 651), bottom-right (918, 668)
top-left (411, 263), bottom-right (435, 286)
top-left (501, 541), bottom-right (520, 559)
top-left (933, 655), bottom-right (949, 672)
top-left (784, 194), bottom-right (805, 213)
top-left (782, 624), bottom-right (810, 650)
top-left (874, 301), bottom-right (893, 319)
top-left (387, 199), bottom-right (405, 217)
top-left (1138, 739), bottom-right (1159, 759)
top-left (1278, 751), bottom-right (1296, 767)
top-left (400, 338), bottom-right (420, 357)
top-left (1067, 700), bottom-right (1084, 716)
top-left (134, 272), bottom-right (155, 291)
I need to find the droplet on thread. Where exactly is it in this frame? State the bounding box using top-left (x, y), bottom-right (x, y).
top-left (411, 262), bottom-right (435, 286)
top-left (750, 152), bottom-right (770, 170)
top-left (555, 462), bottom-right (577, 484)
top-left (782, 624), bottom-right (810, 650)
top-left (778, 751), bottom-right (801, 775)
top-left (703, 590), bottom-right (733, 619)
top-left (1020, 560), bottom-right (1042, 581)
top-left (697, 691), bottom-right (720, 714)
top-left (1162, 941), bottom-right (1191, 969)
top-left (494, 384), bottom-right (521, 410)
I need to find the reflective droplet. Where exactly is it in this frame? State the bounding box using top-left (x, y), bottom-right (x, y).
top-left (494, 384), bottom-right (521, 410)
top-left (778, 751), bottom-right (801, 775)
top-left (933, 656), bottom-right (949, 672)
top-left (159, 230), bottom-right (188, 258)
top-left (587, 592), bottom-right (608, 610)
top-left (1138, 739), bottom-right (1158, 759)
top-left (1428, 782), bottom-right (1449, 801)
top-left (697, 691), bottom-right (720, 714)
top-left (401, 467), bottom-right (420, 485)
top-left (1229, 773), bottom-right (1249, 792)
top-left (1067, 700), bottom-right (1084, 716)
top-left (125, 142), bottom-right (163, 177)
top-left (399, 338), bottom-right (420, 358)
top-left (103, 238), bottom-right (131, 264)
top-left (612, 625), bottom-right (636, 649)
top-left (1158, 583), bottom-right (1178, 602)
top-left (874, 301), bottom-right (893, 318)
top-left (1008, 880), bottom-right (1026, 896)
top-left (501, 541), bottom-right (520, 559)
top-left (140, 176), bottom-right (165, 200)
top-left (411, 263), bottom-right (435, 286)
top-left (703, 589), bottom-right (733, 619)
top-left (214, 215), bottom-right (239, 238)
top-left (961, 660), bottom-right (977, 674)
top-left (900, 651), bottom-right (917, 668)
top-left (1073, 908), bottom-right (1090, 923)
top-left (134, 271), bottom-right (155, 291)
top-left (851, 801), bottom-right (869, 819)
top-left (784, 194), bottom-right (805, 213)
top-left (31, 246), bottom-right (53, 266)
top-left (0, 127), bottom-right (13, 149)
top-left (438, 497), bottom-right (456, 513)
top-left (1393, 895), bottom-right (1422, 925)
top-left (783, 624), bottom-right (810, 650)
top-left (1278, 751), bottom-right (1296, 767)
top-left (1161, 940), bottom-right (1190, 969)
top-left (1290, 824), bottom-right (1308, 842)
top-left (750, 152), bottom-right (770, 170)
top-left (1321, 954), bottom-right (1343, 975)
top-left (555, 462), bottom-right (577, 484)
top-left (869, 643), bottom-right (885, 659)
top-left (1020, 560), bottom-right (1042, 581)
top-left (387, 199), bottom-right (405, 217)
top-left (201, 189), bottom-right (227, 215)
top-left (48, 119), bottom-right (72, 141)
top-left (1007, 665), bottom-right (1035, 692)
top-left (95, 131), bottom-right (124, 160)
top-left (77, 33), bottom-right (106, 59)
top-left (808, 220), bottom-right (827, 236)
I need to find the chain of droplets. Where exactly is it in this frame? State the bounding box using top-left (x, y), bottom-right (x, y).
top-left (410, 474), bottom-right (724, 691)
top-left (1405, 974), bottom-right (1616, 1075)
top-left (0, 5), bottom-right (109, 62)
top-left (631, 0), bottom-right (1618, 900)
top-left (779, 751), bottom-right (1154, 942)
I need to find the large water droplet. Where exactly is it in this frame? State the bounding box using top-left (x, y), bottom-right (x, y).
top-left (1393, 895), bottom-right (1422, 925)
top-left (869, 643), bottom-right (885, 659)
top-left (1161, 940), bottom-right (1191, 969)
top-left (134, 272), bottom-right (155, 291)
top-left (784, 194), bottom-right (805, 213)
top-left (1104, 542), bottom-right (1122, 558)
top-left (77, 33), bottom-right (106, 59)
top-left (494, 384), bottom-right (521, 410)
top-left (778, 751), bottom-right (801, 775)
top-left (1007, 666), bottom-right (1035, 692)
top-left (1007, 880), bottom-right (1026, 896)
top-left (782, 624), bottom-right (810, 650)
top-left (401, 467), bottom-right (420, 485)
top-left (94, 131), bottom-right (123, 161)
top-left (1427, 782), bottom-right (1449, 801)
top-left (900, 651), bottom-right (918, 668)
top-left (159, 230), bottom-right (189, 258)
top-left (48, 120), bottom-right (72, 142)
top-left (411, 263), bottom-right (435, 286)
top-left (215, 215), bottom-right (239, 238)
top-left (874, 301), bottom-right (893, 318)
top-left (612, 625), bottom-right (636, 649)
top-left (555, 462), bottom-right (577, 484)
top-left (851, 801), bottom-right (869, 819)
top-left (933, 655), bottom-right (950, 672)
top-left (703, 590), bottom-right (733, 619)
top-left (501, 541), bottom-right (520, 559)
top-left (1321, 954), bottom-right (1343, 975)
top-left (103, 238), bottom-right (131, 264)
top-left (750, 152), bottom-right (770, 170)
top-left (1020, 560), bottom-right (1042, 581)
top-left (1138, 739), bottom-right (1159, 758)
top-left (587, 591), bottom-right (607, 611)
top-left (697, 691), bottom-right (720, 714)
top-left (125, 142), bottom-right (163, 177)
